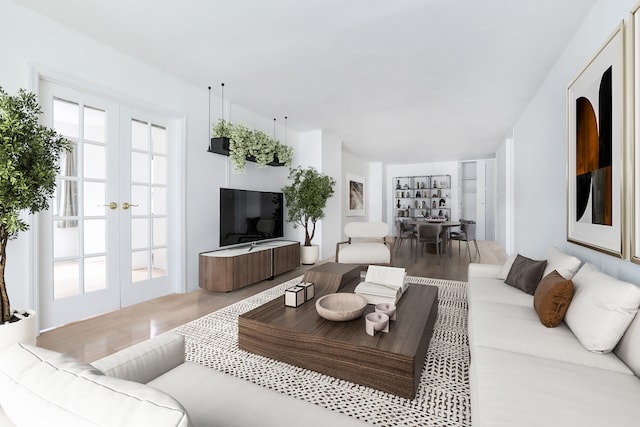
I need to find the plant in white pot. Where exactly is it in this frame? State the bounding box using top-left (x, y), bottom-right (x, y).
top-left (0, 87), bottom-right (72, 350)
top-left (282, 166), bottom-right (335, 264)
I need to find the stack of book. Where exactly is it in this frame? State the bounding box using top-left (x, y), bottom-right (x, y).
top-left (354, 265), bottom-right (407, 305)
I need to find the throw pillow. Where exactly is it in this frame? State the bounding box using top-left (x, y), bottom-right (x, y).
top-left (533, 270), bottom-right (574, 327)
top-left (504, 254), bottom-right (547, 295)
top-left (0, 343), bottom-right (191, 427)
top-left (542, 247), bottom-right (582, 279)
top-left (565, 263), bottom-right (640, 353)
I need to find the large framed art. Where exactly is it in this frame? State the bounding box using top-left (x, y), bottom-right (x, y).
top-left (634, 7), bottom-right (640, 263)
top-left (566, 22), bottom-right (624, 258)
top-left (346, 173), bottom-right (365, 217)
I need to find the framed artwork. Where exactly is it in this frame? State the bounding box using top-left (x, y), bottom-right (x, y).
top-left (566, 22), bottom-right (624, 258)
top-left (634, 8), bottom-right (640, 263)
top-left (346, 173), bottom-right (365, 217)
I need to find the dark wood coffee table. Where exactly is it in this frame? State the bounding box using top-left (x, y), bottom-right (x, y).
top-left (238, 273), bottom-right (438, 399)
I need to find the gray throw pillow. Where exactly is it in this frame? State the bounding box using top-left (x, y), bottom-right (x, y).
top-left (504, 254), bottom-right (548, 295)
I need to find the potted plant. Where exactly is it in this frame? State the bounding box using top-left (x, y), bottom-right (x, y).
top-left (282, 166), bottom-right (336, 264)
top-left (0, 87), bottom-right (72, 350)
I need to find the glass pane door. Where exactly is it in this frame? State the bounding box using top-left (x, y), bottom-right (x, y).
top-left (39, 82), bottom-right (121, 330)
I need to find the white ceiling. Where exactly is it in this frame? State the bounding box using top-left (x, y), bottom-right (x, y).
top-left (14, 0), bottom-right (597, 164)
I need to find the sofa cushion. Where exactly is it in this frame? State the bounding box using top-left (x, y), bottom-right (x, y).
top-left (337, 242), bottom-right (390, 264)
top-left (469, 346), bottom-right (640, 427)
top-left (93, 331), bottom-right (185, 383)
top-left (615, 312), bottom-right (640, 376)
top-left (468, 300), bottom-right (632, 373)
top-left (565, 263), bottom-right (640, 353)
top-left (149, 361), bottom-right (369, 427)
top-left (0, 344), bottom-right (191, 427)
top-left (504, 254), bottom-right (547, 295)
top-left (542, 246), bottom-right (582, 279)
top-left (467, 277), bottom-right (533, 307)
top-left (533, 270), bottom-right (574, 327)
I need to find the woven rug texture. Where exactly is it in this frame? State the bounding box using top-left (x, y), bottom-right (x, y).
top-left (174, 276), bottom-right (471, 426)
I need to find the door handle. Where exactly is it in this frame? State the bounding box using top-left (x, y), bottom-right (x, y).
top-left (102, 202), bottom-right (118, 210)
top-left (121, 202), bottom-right (139, 210)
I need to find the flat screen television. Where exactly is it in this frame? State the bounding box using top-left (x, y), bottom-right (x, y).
top-left (220, 188), bottom-right (284, 247)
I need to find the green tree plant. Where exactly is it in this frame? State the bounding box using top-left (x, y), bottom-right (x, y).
top-left (0, 87), bottom-right (73, 323)
top-left (281, 166), bottom-right (336, 246)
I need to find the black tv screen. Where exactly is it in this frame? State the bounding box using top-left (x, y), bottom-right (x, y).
top-left (220, 188), bottom-right (284, 247)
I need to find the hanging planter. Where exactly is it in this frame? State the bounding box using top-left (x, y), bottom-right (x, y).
top-left (207, 84), bottom-right (293, 172)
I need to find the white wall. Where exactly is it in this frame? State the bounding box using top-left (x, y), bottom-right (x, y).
top-left (321, 131), bottom-right (342, 260)
top-left (496, 136), bottom-right (514, 254)
top-left (0, 0), bottom-right (311, 314)
top-left (510, 0), bottom-right (640, 282)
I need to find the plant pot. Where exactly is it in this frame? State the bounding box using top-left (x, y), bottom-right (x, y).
top-left (208, 137), bottom-right (285, 166)
top-left (300, 245), bottom-right (320, 265)
top-left (0, 309), bottom-right (37, 352)
top-left (208, 136), bottom-right (231, 155)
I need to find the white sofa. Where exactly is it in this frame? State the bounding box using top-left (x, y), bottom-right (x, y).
top-left (468, 248), bottom-right (640, 426)
top-left (0, 332), bottom-right (368, 427)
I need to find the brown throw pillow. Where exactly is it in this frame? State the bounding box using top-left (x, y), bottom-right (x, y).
top-left (533, 270), bottom-right (574, 328)
top-left (504, 254), bottom-right (547, 295)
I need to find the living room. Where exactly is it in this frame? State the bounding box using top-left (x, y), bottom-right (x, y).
top-left (2, 0), bottom-right (640, 425)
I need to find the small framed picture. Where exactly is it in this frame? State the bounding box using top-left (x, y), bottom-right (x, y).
top-left (346, 173), bottom-right (365, 217)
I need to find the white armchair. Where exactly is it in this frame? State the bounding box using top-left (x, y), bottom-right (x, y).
top-left (335, 222), bottom-right (392, 266)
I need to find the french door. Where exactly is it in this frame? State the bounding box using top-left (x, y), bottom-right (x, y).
top-left (38, 80), bottom-right (175, 330)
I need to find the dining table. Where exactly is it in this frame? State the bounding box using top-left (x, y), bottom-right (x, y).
top-left (406, 219), bottom-right (461, 257)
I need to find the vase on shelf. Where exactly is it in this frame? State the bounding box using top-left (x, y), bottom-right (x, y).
top-left (396, 179), bottom-right (401, 190)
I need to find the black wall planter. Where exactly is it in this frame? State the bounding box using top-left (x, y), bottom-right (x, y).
top-left (208, 137), bottom-right (285, 167)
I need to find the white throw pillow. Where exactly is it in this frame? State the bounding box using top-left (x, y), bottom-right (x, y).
top-left (542, 247), bottom-right (582, 279)
top-left (565, 263), bottom-right (640, 353)
top-left (497, 254), bottom-right (516, 280)
top-left (0, 343), bottom-right (191, 427)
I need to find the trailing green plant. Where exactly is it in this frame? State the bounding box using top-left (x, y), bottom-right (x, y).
top-left (250, 129), bottom-right (276, 167)
top-left (212, 118), bottom-right (233, 138)
top-left (0, 87), bottom-right (73, 323)
top-left (281, 166), bottom-right (336, 246)
top-left (212, 119), bottom-right (294, 172)
top-left (228, 122), bottom-right (252, 172)
top-left (275, 142), bottom-right (293, 167)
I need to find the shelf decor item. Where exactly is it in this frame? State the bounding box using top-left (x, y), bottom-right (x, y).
top-left (566, 23), bottom-right (623, 258)
top-left (0, 87), bottom-right (73, 350)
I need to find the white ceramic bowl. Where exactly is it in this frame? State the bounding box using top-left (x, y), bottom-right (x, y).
top-left (315, 293), bottom-right (368, 321)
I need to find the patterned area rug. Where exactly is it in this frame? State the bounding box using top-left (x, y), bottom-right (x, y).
top-left (174, 276), bottom-right (471, 426)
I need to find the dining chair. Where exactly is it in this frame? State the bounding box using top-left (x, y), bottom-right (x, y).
top-left (450, 220), bottom-right (480, 261)
top-left (394, 220), bottom-right (417, 255)
top-left (415, 223), bottom-right (443, 263)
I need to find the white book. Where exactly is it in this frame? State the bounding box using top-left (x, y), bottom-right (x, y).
top-left (354, 290), bottom-right (401, 306)
top-left (364, 265), bottom-right (407, 292)
top-left (354, 281), bottom-right (400, 298)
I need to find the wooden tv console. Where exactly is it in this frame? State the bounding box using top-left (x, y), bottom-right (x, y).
top-left (199, 240), bottom-right (300, 292)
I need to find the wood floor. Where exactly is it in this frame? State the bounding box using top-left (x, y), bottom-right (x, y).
top-left (36, 239), bottom-right (506, 363)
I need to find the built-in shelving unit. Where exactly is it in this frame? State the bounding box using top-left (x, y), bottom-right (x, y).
top-left (392, 175), bottom-right (451, 221)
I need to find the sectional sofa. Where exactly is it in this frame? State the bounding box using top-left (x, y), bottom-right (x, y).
top-left (468, 247), bottom-right (640, 426)
top-left (0, 331), bottom-right (367, 426)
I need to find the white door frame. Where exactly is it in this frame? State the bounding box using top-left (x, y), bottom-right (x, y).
top-left (30, 66), bottom-right (186, 332)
